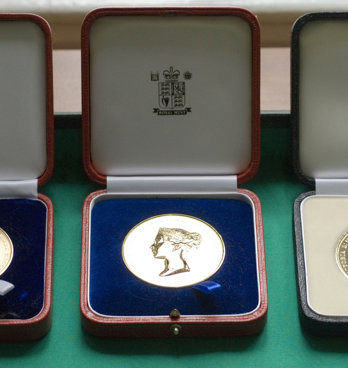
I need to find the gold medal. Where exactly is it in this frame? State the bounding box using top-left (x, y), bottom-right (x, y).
top-left (0, 228), bottom-right (13, 276)
top-left (122, 214), bottom-right (225, 288)
top-left (336, 232), bottom-right (348, 279)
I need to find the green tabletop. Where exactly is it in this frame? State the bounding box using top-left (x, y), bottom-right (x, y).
top-left (0, 117), bottom-right (347, 367)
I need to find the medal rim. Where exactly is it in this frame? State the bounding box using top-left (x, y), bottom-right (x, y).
top-left (122, 213), bottom-right (225, 288)
top-left (0, 227), bottom-right (14, 277)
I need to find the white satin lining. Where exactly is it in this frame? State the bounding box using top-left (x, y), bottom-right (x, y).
top-left (107, 175), bottom-right (237, 194)
top-left (0, 179), bottom-right (38, 199)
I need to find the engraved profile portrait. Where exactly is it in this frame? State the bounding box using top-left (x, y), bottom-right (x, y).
top-left (150, 227), bottom-right (201, 277)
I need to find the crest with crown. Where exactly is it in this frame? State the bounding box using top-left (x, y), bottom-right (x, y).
top-left (163, 66), bottom-right (180, 81)
top-left (152, 66), bottom-right (192, 115)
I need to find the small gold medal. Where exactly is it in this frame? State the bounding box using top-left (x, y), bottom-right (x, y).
top-left (0, 228), bottom-right (13, 277)
top-left (122, 214), bottom-right (225, 288)
top-left (336, 232), bottom-right (348, 279)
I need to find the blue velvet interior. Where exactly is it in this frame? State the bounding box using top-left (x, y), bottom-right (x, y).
top-left (89, 198), bottom-right (259, 317)
top-left (0, 199), bottom-right (47, 319)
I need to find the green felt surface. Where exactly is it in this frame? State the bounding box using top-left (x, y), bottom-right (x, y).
top-left (1, 125), bottom-right (348, 367)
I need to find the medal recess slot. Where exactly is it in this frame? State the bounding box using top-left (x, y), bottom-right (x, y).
top-left (300, 195), bottom-right (348, 316)
top-left (86, 194), bottom-right (261, 318)
top-left (0, 199), bottom-right (47, 319)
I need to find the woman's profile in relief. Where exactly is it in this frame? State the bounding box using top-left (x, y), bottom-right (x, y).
top-left (150, 227), bottom-right (201, 277)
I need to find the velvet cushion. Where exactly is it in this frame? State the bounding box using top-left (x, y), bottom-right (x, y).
top-left (0, 199), bottom-right (47, 319)
top-left (89, 198), bottom-right (259, 317)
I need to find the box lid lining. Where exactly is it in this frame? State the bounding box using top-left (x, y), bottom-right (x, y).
top-left (0, 15), bottom-right (53, 185)
top-left (82, 8), bottom-right (260, 185)
top-left (293, 13), bottom-right (348, 183)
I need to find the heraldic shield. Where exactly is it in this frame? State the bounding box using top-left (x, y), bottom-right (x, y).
top-left (159, 81), bottom-right (185, 109)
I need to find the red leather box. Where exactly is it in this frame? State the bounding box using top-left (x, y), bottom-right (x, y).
top-left (0, 14), bottom-right (54, 341)
top-left (81, 7), bottom-right (267, 337)
top-left (292, 12), bottom-right (348, 335)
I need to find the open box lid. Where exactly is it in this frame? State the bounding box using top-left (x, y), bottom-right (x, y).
top-left (292, 13), bottom-right (348, 193)
top-left (82, 8), bottom-right (260, 187)
top-left (0, 14), bottom-right (53, 193)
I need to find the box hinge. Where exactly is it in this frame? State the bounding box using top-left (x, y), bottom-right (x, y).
top-left (107, 175), bottom-right (238, 195)
top-left (315, 178), bottom-right (348, 195)
top-left (0, 179), bottom-right (38, 199)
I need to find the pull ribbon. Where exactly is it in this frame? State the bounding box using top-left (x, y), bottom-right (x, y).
top-left (0, 280), bottom-right (14, 296)
top-left (193, 281), bottom-right (221, 294)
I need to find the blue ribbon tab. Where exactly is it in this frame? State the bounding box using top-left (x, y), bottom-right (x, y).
top-left (193, 281), bottom-right (221, 294)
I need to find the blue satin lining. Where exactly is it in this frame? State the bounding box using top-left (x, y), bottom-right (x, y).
top-left (0, 199), bottom-right (47, 319)
top-left (89, 198), bottom-right (259, 317)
